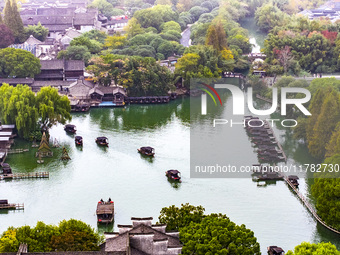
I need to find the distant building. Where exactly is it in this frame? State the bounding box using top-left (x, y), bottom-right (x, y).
top-left (21, 7), bottom-right (101, 37)
top-left (35, 60), bottom-right (84, 81)
top-left (298, 1), bottom-right (340, 22)
top-left (104, 15), bottom-right (129, 34)
top-left (103, 217), bottom-right (182, 254)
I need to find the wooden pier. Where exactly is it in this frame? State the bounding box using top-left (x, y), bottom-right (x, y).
top-left (0, 203), bottom-right (24, 210)
top-left (264, 120), bottom-right (287, 162)
top-left (284, 175), bottom-right (340, 235)
top-left (7, 148), bottom-right (29, 154)
top-left (0, 172), bottom-right (49, 180)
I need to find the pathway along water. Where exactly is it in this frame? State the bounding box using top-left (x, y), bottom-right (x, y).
top-left (1, 92), bottom-right (340, 254)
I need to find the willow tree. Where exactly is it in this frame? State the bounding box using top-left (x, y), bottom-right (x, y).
top-left (0, 84), bottom-right (38, 138)
top-left (36, 87), bottom-right (71, 132)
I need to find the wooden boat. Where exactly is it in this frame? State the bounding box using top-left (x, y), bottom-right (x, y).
top-left (96, 137), bottom-right (109, 147)
top-left (1, 163), bottom-right (12, 174)
top-left (64, 124), bottom-right (77, 134)
top-left (96, 198), bottom-right (114, 223)
top-left (75, 136), bottom-right (83, 146)
top-left (288, 175), bottom-right (299, 187)
top-left (165, 170), bottom-right (181, 182)
top-left (267, 246), bottom-right (285, 255)
top-left (138, 146), bottom-right (155, 157)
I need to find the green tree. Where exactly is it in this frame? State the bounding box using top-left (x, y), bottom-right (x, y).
top-left (36, 87), bottom-right (71, 132)
top-left (105, 33), bottom-right (128, 49)
top-left (24, 22), bottom-right (49, 42)
top-left (0, 48), bottom-right (41, 78)
top-left (0, 219), bottom-right (102, 252)
top-left (158, 203), bottom-right (205, 231)
top-left (3, 0), bottom-right (25, 43)
top-left (286, 242), bottom-right (340, 255)
top-left (0, 228), bottom-right (19, 252)
top-left (308, 88), bottom-right (340, 159)
top-left (82, 30), bottom-right (107, 44)
top-left (124, 17), bottom-right (144, 39)
top-left (134, 4), bottom-right (178, 31)
top-left (57, 46), bottom-right (91, 63)
top-left (70, 36), bottom-right (102, 54)
top-left (0, 84), bottom-right (38, 138)
top-left (255, 3), bottom-right (286, 32)
top-left (157, 41), bottom-right (174, 59)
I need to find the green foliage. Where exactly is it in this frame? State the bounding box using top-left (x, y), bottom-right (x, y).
top-left (134, 4), bottom-right (178, 31)
top-left (86, 54), bottom-right (174, 95)
top-left (0, 84), bottom-right (71, 138)
top-left (0, 219), bottom-right (102, 252)
top-left (3, 0), bottom-right (25, 43)
top-left (36, 87), bottom-right (71, 132)
top-left (158, 204), bottom-right (260, 255)
top-left (308, 88), bottom-right (340, 159)
top-left (205, 20), bottom-right (227, 52)
top-left (158, 203), bottom-right (205, 231)
top-left (181, 214), bottom-right (260, 255)
top-left (82, 29), bottom-right (108, 44)
top-left (286, 242), bottom-right (340, 255)
top-left (24, 22), bottom-right (49, 42)
top-left (255, 3), bottom-right (286, 32)
top-left (0, 48), bottom-right (41, 78)
top-left (105, 33), bottom-right (128, 49)
top-left (57, 46), bottom-right (91, 63)
top-left (124, 17), bottom-right (145, 39)
top-left (0, 84), bottom-right (38, 138)
top-left (89, 0), bottom-right (124, 18)
top-left (70, 36), bottom-right (102, 54)
top-left (0, 228), bottom-right (19, 252)
top-left (175, 45), bottom-right (232, 88)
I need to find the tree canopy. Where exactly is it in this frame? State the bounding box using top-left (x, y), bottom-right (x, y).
top-left (286, 242), bottom-right (340, 255)
top-left (158, 204), bottom-right (260, 255)
top-left (0, 48), bottom-right (41, 78)
top-left (0, 219), bottom-right (102, 252)
top-left (0, 84), bottom-right (71, 138)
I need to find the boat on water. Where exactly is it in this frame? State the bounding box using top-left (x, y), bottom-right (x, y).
top-left (288, 175), bottom-right (299, 187)
top-left (165, 170), bottom-right (181, 182)
top-left (96, 137), bottom-right (109, 147)
top-left (1, 163), bottom-right (12, 175)
top-left (96, 198), bottom-right (114, 224)
top-left (267, 246), bottom-right (285, 255)
top-left (138, 146), bottom-right (155, 157)
top-left (64, 124), bottom-right (77, 134)
top-left (75, 136), bottom-right (83, 146)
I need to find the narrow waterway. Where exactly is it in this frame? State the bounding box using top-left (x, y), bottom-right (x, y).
top-left (240, 16), bottom-right (268, 53)
top-left (1, 90), bottom-right (340, 253)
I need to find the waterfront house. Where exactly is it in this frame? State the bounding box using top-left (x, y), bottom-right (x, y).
top-left (35, 60), bottom-right (84, 81)
top-left (103, 217), bottom-right (182, 254)
top-left (68, 77), bottom-right (94, 100)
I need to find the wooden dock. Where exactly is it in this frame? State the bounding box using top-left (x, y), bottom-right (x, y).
top-left (7, 148), bottom-right (29, 154)
top-left (284, 175), bottom-right (340, 235)
top-left (0, 203), bottom-right (24, 210)
top-left (0, 172), bottom-right (49, 180)
top-left (265, 120), bottom-right (287, 162)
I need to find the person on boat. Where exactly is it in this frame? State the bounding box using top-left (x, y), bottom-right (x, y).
top-left (108, 198), bottom-right (111, 202)
top-left (100, 199), bottom-right (104, 203)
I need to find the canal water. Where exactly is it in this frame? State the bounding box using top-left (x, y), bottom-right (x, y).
top-left (239, 16), bottom-right (268, 53)
top-left (1, 91), bottom-right (340, 254)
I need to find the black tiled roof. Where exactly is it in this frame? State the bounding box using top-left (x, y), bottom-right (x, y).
top-left (65, 60), bottom-right (85, 71)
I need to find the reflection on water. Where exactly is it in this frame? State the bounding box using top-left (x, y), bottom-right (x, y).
top-left (0, 86), bottom-right (339, 253)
